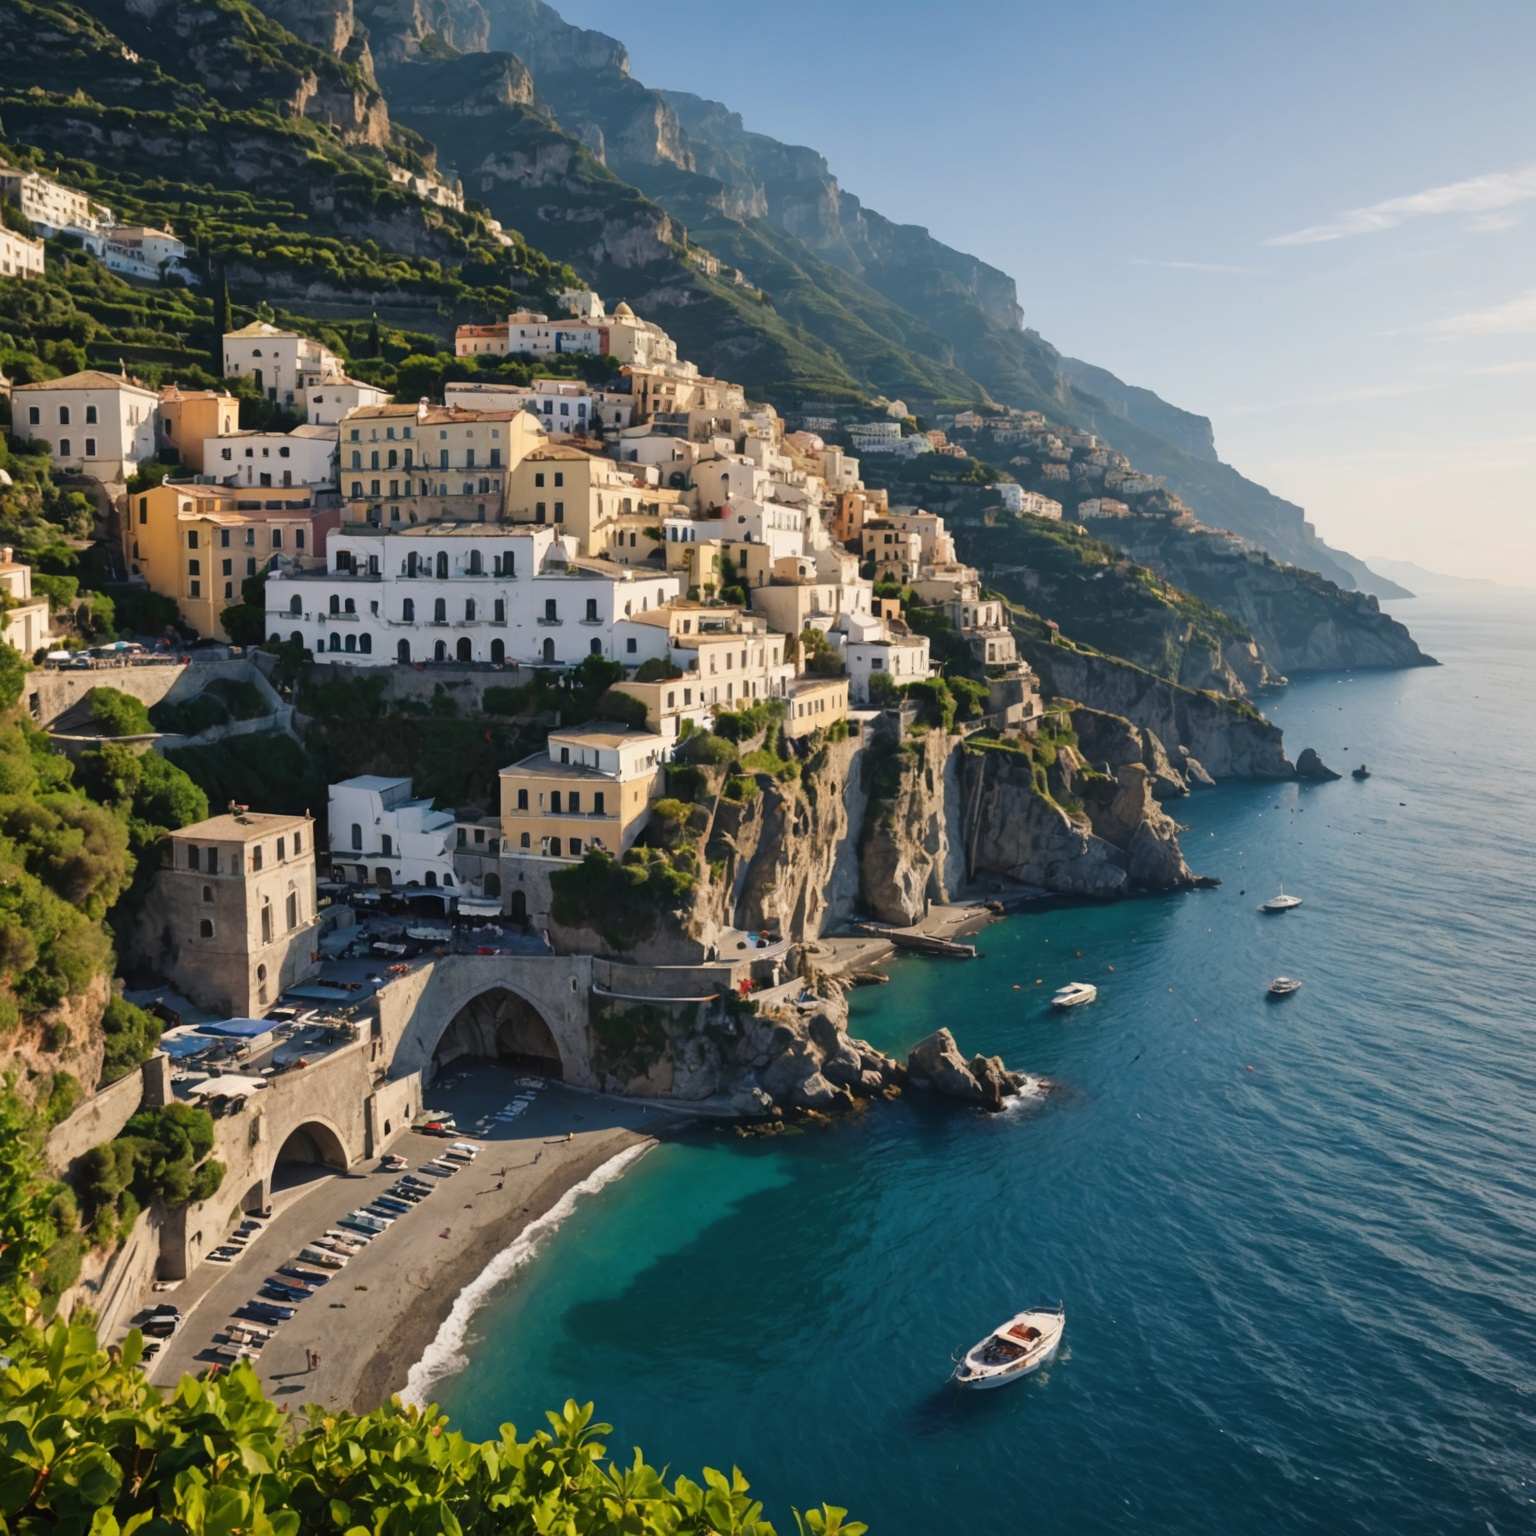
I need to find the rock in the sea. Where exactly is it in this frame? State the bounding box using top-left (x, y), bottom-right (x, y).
top-left (792, 1071), bottom-right (844, 1111)
top-left (907, 1028), bottom-right (1025, 1112)
top-left (1295, 747), bottom-right (1342, 782)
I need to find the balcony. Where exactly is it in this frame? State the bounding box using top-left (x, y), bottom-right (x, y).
top-left (536, 616), bottom-right (562, 626)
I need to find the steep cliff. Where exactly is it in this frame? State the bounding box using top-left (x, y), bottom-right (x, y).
top-left (1100, 521), bottom-right (1434, 674)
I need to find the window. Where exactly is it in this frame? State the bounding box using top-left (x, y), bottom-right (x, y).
top-left (198, 919), bottom-right (214, 939)
top-left (188, 579), bottom-right (200, 598)
top-left (464, 598), bottom-right (476, 621)
top-left (260, 901), bottom-right (272, 944)
top-left (271, 528), bottom-right (283, 548)
top-left (58, 406), bottom-right (70, 426)
top-left (554, 501), bottom-right (564, 523)
top-left (493, 598), bottom-right (505, 624)
top-left (251, 845), bottom-right (263, 872)
top-left (584, 598), bottom-right (598, 621)
top-left (188, 845), bottom-right (201, 871)
top-left (569, 792), bottom-right (581, 813)
top-left (277, 836), bottom-right (286, 861)
top-left (27, 407), bottom-right (38, 425)
top-left (294, 829), bottom-right (303, 854)
top-left (554, 472), bottom-right (564, 488)
top-left (626, 637), bottom-right (637, 654)
top-left (402, 597), bottom-right (414, 622)
top-left (433, 597), bottom-right (446, 623)
top-left (520, 832), bottom-right (530, 849)
top-left (286, 892), bottom-right (298, 930)
top-left (535, 472), bottom-right (545, 488)
top-left (594, 792), bottom-right (605, 814)
top-left (544, 599), bottom-right (557, 622)
top-left (84, 437), bottom-right (96, 457)
top-left (516, 788), bottom-right (528, 810)
top-left (59, 439), bottom-right (71, 458)
top-left (351, 823), bottom-right (363, 850)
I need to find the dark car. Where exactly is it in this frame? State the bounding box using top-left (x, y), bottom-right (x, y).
top-left (238, 1302), bottom-right (294, 1324)
top-left (146, 1302), bottom-right (182, 1321)
top-left (277, 1266), bottom-right (328, 1288)
top-left (141, 1317), bottom-right (179, 1339)
top-left (260, 1282), bottom-right (309, 1304)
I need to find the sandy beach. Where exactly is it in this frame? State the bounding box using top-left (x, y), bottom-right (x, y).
top-left (148, 1066), bottom-right (684, 1413)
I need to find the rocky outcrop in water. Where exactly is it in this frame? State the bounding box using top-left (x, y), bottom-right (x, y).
top-left (1295, 747), bottom-right (1341, 782)
top-left (907, 1028), bottom-right (1028, 1112)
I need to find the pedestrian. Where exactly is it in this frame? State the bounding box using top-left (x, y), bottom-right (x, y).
top-left (306, 1348), bottom-right (315, 1371)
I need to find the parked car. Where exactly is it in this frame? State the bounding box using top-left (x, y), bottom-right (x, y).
top-left (238, 1302), bottom-right (293, 1324)
top-left (278, 1266), bottom-right (328, 1288)
top-left (260, 1282), bottom-right (310, 1304)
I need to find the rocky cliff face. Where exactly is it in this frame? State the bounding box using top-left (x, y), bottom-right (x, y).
top-left (1104, 522), bottom-right (1434, 674)
top-left (1019, 633), bottom-right (1295, 781)
top-left (356, 0), bottom-right (492, 63)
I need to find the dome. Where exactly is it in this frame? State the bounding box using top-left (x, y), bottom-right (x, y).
top-left (612, 300), bottom-right (635, 318)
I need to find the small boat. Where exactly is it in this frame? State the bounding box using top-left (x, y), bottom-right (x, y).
top-left (1267, 976), bottom-right (1303, 997)
top-left (1260, 887), bottom-right (1303, 913)
top-left (1352, 765), bottom-right (1370, 781)
top-left (1051, 982), bottom-right (1098, 1009)
top-left (953, 1306), bottom-right (1066, 1390)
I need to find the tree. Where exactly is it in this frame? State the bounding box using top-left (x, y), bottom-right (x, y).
top-left (366, 310), bottom-right (381, 358)
top-left (84, 687), bottom-right (152, 737)
top-left (211, 267), bottom-right (230, 377)
top-left (0, 642), bottom-right (26, 710)
top-left (867, 670), bottom-right (901, 706)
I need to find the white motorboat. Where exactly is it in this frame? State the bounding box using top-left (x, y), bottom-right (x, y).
top-left (1267, 976), bottom-right (1303, 997)
top-left (1260, 887), bottom-right (1303, 913)
top-left (953, 1306), bottom-right (1066, 1390)
top-left (1051, 982), bottom-right (1098, 1009)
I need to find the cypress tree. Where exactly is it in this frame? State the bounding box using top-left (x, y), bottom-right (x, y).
top-left (367, 310), bottom-right (381, 358)
top-left (211, 268), bottom-right (230, 378)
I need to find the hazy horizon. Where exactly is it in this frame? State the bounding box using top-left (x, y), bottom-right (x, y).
top-left (553, 0), bottom-right (1536, 586)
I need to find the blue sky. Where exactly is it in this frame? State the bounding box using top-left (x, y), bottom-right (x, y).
top-left (553, 0), bottom-right (1536, 583)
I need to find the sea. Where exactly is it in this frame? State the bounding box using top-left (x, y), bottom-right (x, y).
top-left (429, 593), bottom-right (1536, 1535)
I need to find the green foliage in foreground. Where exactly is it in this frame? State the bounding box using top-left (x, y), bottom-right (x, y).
top-left (84, 687), bottom-right (153, 738)
top-left (0, 1097), bottom-right (861, 1534)
top-left (550, 848), bottom-right (696, 953)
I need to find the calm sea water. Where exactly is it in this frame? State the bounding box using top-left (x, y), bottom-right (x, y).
top-left (435, 593), bottom-right (1536, 1535)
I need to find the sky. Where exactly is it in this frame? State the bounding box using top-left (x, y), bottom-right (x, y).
top-left (551, 0), bottom-right (1536, 585)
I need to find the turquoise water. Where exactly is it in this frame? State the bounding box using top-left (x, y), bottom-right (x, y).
top-left (435, 594), bottom-right (1536, 1534)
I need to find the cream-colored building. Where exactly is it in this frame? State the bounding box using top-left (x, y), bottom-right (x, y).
top-left (341, 402), bottom-right (546, 525)
top-left (499, 724), bottom-right (668, 863)
top-left (222, 322), bottom-right (343, 412)
top-left (615, 603), bottom-right (793, 717)
top-left (126, 481), bottom-right (336, 639)
top-left (0, 167), bottom-right (111, 242)
top-left (153, 811), bottom-right (320, 1016)
top-left (11, 370), bottom-right (160, 482)
top-left (783, 676), bottom-right (850, 739)
top-left (0, 547), bottom-right (52, 658)
top-left (157, 385), bottom-right (240, 473)
top-left (0, 226), bottom-right (44, 280)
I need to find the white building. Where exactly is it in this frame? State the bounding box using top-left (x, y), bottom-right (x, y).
top-left (206, 424), bottom-right (338, 489)
top-left (102, 225), bottom-right (189, 282)
top-left (304, 375), bottom-right (390, 427)
top-left (716, 498), bottom-right (806, 562)
top-left (223, 322), bottom-right (344, 412)
top-left (993, 485), bottom-right (1062, 520)
top-left (0, 168), bottom-right (111, 245)
top-left (848, 420), bottom-right (901, 450)
top-left (327, 775), bottom-right (462, 892)
top-left (11, 369), bottom-right (160, 482)
top-left (0, 227), bottom-right (44, 281)
top-left (265, 522), bottom-right (678, 667)
top-left (506, 310), bottom-right (604, 357)
top-left (0, 547), bottom-right (53, 658)
top-left (836, 613), bottom-right (931, 703)
top-left (443, 378), bottom-right (633, 436)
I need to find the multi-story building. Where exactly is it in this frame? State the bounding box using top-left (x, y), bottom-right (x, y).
top-left (102, 225), bottom-right (188, 282)
top-left (444, 378), bottom-right (634, 437)
top-left (499, 724), bottom-right (668, 863)
top-left (222, 322), bottom-right (344, 412)
top-left (0, 547), bottom-right (53, 659)
top-left (265, 523), bottom-right (678, 667)
top-left (1077, 497), bottom-right (1131, 520)
top-left (882, 508), bottom-right (957, 566)
top-left (304, 375), bottom-right (390, 426)
top-left (327, 776), bottom-right (462, 892)
top-left (507, 443), bottom-right (664, 555)
top-left (0, 227), bottom-right (44, 280)
top-left (505, 309), bottom-right (605, 357)
top-left (783, 676), bottom-right (851, 739)
top-left (207, 424), bottom-right (338, 489)
top-left (156, 385), bottom-right (240, 473)
top-left (153, 811), bottom-right (320, 1016)
top-left (340, 402), bottom-right (546, 526)
top-left (127, 481), bottom-right (336, 639)
top-left (11, 370), bottom-right (160, 482)
top-left (613, 603), bottom-right (792, 726)
top-left (0, 167), bottom-right (111, 243)
top-left (947, 592), bottom-right (1018, 668)
top-left (836, 613), bottom-right (932, 704)
top-left (861, 520), bottom-right (923, 584)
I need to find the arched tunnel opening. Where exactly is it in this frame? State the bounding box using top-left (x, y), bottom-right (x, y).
top-left (431, 987), bottom-right (565, 1083)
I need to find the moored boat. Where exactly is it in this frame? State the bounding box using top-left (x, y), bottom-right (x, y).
top-left (1260, 887), bottom-right (1303, 913)
top-left (1051, 982), bottom-right (1098, 1009)
top-left (1267, 976), bottom-right (1303, 997)
top-left (1352, 764), bottom-right (1371, 781)
top-left (953, 1306), bottom-right (1065, 1389)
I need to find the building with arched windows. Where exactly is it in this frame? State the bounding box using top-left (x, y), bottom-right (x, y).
top-left (142, 811), bottom-right (320, 1016)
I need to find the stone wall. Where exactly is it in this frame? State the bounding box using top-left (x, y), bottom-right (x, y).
top-left (43, 1054), bottom-right (170, 1177)
top-left (28, 662), bottom-right (188, 728)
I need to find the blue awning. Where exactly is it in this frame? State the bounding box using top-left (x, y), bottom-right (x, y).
top-left (195, 1018), bottom-right (277, 1040)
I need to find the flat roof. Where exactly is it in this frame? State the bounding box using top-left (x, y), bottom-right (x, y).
top-left (550, 723), bottom-right (665, 748)
top-left (332, 774), bottom-right (410, 793)
top-left (169, 811), bottom-right (311, 842)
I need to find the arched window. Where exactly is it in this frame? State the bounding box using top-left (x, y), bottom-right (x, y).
top-left (468, 551), bottom-right (483, 575)
top-left (542, 637), bottom-right (555, 663)
top-left (402, 597), bottom-right (414, 622)
top-left (435, 551), bottom-right (448, 579)
top-left (434, 640), bottom-right (447, 662)
top-left (199, 919), bottom-right (214, 938)
top-left (490, 638), bottom-right (505, 664)
top-left (289, 595), bottom-right (302, 615)
top-left (456, 637), bottom-right (472, 663)
top-left (360, 633), bottom-right (372, 654)
top-left (433, 597), bottom-right (446, 623)
top-left (519, 832), bottom-right (530, 849)
top-left (343, 597), bottom-right (355, 614)
top-left (290, 630), bottom-right (303, 647)
top-left (351, 823), bottom-right (363, 850)
top-left (344, 634), bottom-right (356, 652)
top-left (483, 873), bottom-right (501, 897)
top-left (424, 870), bottom-right (437, 888)
top-left (397, 639), bottom-right (411, 662)
top-left (328, 594), bottom-right (340, 614)
top-left (590, 638), bottom-right (602, 656)
top-left (516, 788), bottom-right (528, 810)
top-left (329, 633), bottom-right (341, 651)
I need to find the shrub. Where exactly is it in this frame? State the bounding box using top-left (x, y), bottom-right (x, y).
top-left (633, 657), bottom-right (681, 682)
top-left (867, 670), bottom-right (901, 706)
top-left (594, 688), bottom-right (649, 729)
top-left (98, 997), bottom-right (163, 1087)
top-left (85, 687), bottom-right (152, 737)
top-left (677, 731), bottom-right (735, 766)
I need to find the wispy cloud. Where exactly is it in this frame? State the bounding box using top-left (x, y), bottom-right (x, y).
top-left (1434, 289), bottom-right (1536, 338)
top-left (1266, 163), bottom-right (1536, 246)
top-left (1466, 211), bottom-right (1520, 234)
top-left (1131, 257), bottom-right (1255, 274)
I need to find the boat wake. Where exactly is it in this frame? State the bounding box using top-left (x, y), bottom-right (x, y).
top-left (400, 1141), bottom-right (654, 1407)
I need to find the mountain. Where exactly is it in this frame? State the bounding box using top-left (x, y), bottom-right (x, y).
top-left (1364, 559), bottom-right (1528, 597)
top-left (441, 0), bottom-right (1401, 596)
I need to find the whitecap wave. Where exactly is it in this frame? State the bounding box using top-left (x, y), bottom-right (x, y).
top-left (399, 1140), bottom-right (654, 1407)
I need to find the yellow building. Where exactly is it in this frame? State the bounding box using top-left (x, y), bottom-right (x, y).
top-left (783, 676), bottom-right (850, 739)
top-left (0, 547), bottom-right (52, 658)
top-left (341, 402), bottom-right (546, 526)
top-left (157, 385), bottom-right (239, 473)
top-left (499, 724), bottom-right (667, 862)
top-left (505, 444), bottom-right (638, 553)
top-left (126, 481), bottom-right (334, 639)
